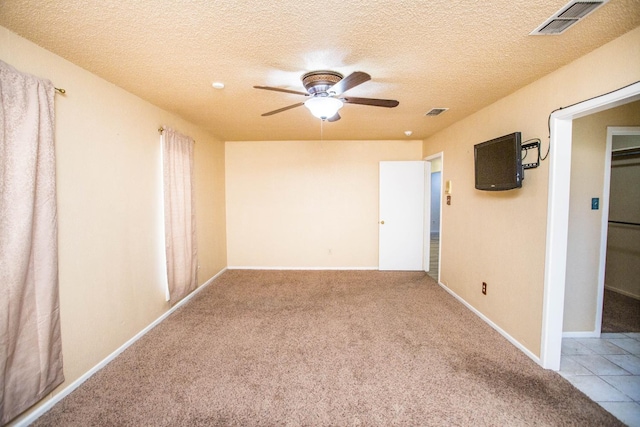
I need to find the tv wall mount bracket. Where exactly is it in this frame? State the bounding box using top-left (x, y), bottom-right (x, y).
top-left (522, 141), bottom-right (540, 170)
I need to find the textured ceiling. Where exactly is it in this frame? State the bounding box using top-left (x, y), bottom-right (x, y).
top-left (1, 0), bottom-right (639, 141)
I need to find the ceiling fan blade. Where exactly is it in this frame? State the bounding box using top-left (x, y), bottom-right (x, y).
top-left (254, 85), bottom-right (309, 96)
top-left (342, 96), bottom-right (399, 108)
top-left (261, 102), bottom-right (305, 116)
top-left (329, 71), bottom-right (371, 95)
top-left (327, 112), bottom-right (341, 122)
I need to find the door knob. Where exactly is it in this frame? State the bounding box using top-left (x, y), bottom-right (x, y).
top-left (380, 220), bottom-right (385, 224)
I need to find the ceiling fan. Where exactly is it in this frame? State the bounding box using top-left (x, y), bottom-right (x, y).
top-left (254, 70), bottom-right (399, 121)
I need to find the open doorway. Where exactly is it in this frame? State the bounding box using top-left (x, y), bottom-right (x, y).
top-left (601, 127), bottom-right (640, 333)
top-left (557, 124), bottom-right (640, 423)
top-left (424, 153), bottom-right (443, 282)
top-left (563, 115), bottom-right (640, 340)
top-left (541, 82), bottom-right (640, 370)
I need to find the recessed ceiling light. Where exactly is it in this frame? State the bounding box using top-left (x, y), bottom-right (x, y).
top-left (404, 130), bottom-right (413, 137)
top-left (211, 82), bottom-right (225, 89)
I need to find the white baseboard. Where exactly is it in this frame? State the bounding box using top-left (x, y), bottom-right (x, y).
top-left (227, 266), bottom-right (379, 271)
top-left (15, 268), bottom-right (227, 427)
top-left (605, 285), bottom-right (640, 301)
top-left (562, 331), bottom-right (600, 338)
top-left (437, 281), bottom-right (542, 366)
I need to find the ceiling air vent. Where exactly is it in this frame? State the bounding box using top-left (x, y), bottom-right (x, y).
top-left (425, 108), bottom-right (448, 117)
top-left (531, 0), bottom-right (608, 35)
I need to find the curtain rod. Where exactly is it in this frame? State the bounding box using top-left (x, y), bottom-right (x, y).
top-left (158, 127), bottom-right (195, 143)
top-left (612, 147), bottom-right (640, 158)
top-left (55, 87), bottom-right (66, 94)
top-left (609, 220), bottom-right (640, 227)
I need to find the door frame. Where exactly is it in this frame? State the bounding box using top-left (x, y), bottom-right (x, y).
top-left (424, 152), bottom-right (444, 281)
top-left (540, 82), bottom-right (640, 370)
top-left (423, 161), bottom-right (431, 272)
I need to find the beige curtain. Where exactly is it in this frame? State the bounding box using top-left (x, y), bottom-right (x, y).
top-left (162, 127), bottom-right (197, 305)
top-left (0, 61), bottom-right (64, 424)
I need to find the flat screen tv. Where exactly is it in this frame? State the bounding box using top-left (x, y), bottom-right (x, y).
top-left (474, 132), bottom-right (523, 191)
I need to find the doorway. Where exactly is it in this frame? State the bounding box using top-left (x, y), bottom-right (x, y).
top-left (425, 153), bottom-right (443, 282)
top-left (541, 82), bottom-right (640, 370)
top-left (601, 127), bottom-right (640, 333)
top-left (562, 119), bottom-right (640, 339)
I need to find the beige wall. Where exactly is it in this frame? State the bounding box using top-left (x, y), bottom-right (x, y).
top-left (1, 25), bottom-right (226, 424)
top-left (422, 26), bottom-right (640, 356)
top-left (564, 102), bottom-right (640, 332)
top-left (226, 140), bottom-right (422, 268)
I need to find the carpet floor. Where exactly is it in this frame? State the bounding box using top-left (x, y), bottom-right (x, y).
top-left (33, 270), bottom-right (622, 426)
top-left (602, 288), bottom-right (640, 333)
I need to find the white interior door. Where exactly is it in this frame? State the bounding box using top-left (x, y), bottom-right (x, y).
top-left (379, 161), bottom-right (428, 271)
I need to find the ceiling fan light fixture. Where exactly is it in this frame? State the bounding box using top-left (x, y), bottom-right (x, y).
top-left (304, 96), bottom-right (344, 120)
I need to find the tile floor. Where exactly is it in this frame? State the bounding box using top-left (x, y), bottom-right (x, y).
top-left (560, 333), bottom-right (640, 426)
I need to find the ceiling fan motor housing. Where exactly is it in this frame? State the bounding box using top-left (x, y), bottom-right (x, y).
top-left (302, 70), bottom-right (343, 95)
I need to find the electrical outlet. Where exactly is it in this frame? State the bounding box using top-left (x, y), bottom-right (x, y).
top-left (482, 282), bottom-right (487, 295)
